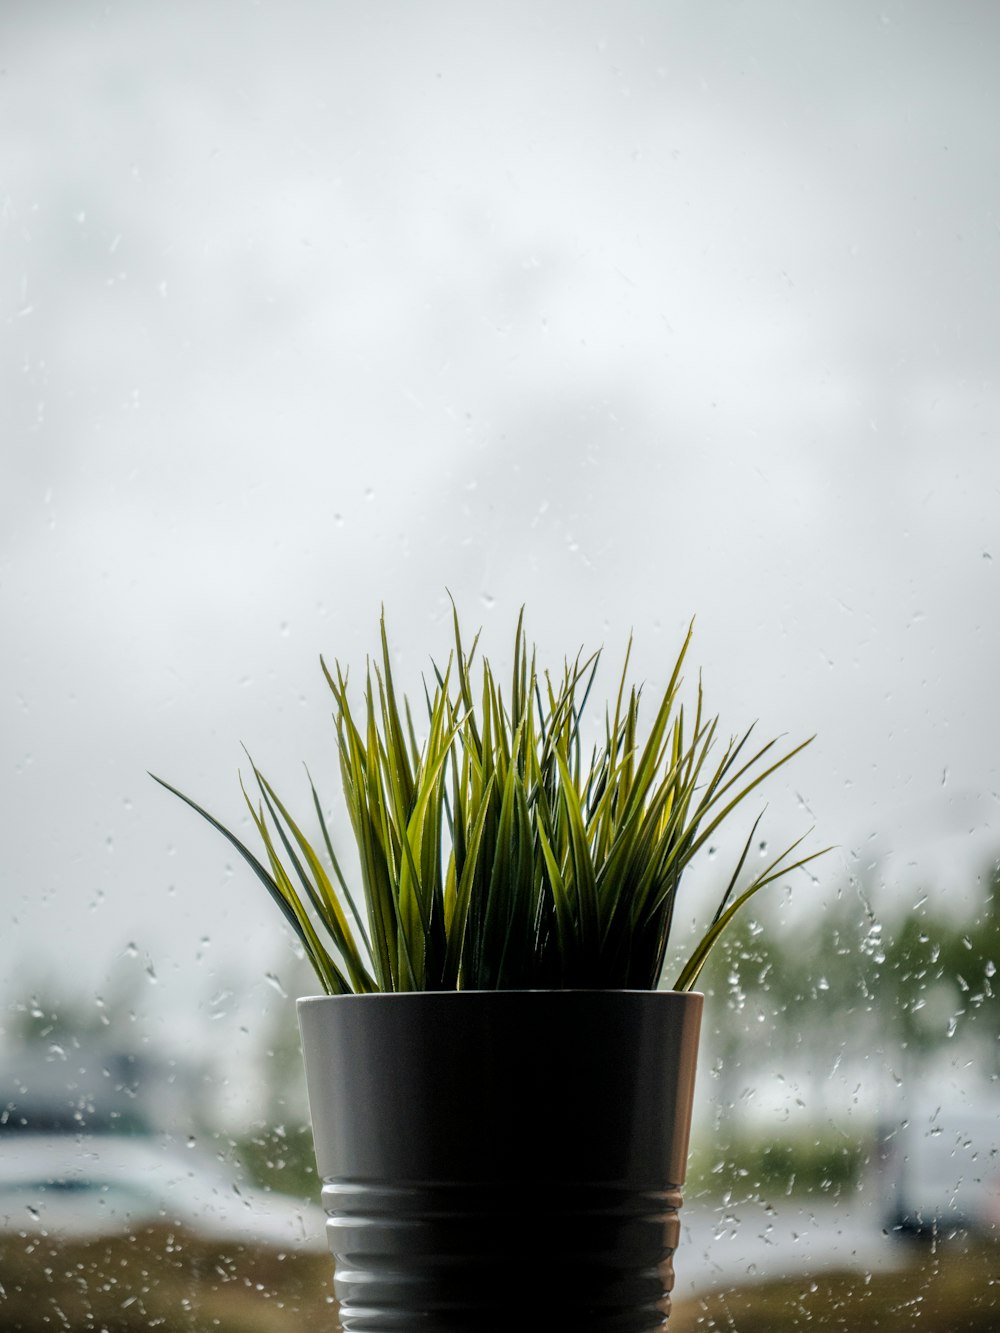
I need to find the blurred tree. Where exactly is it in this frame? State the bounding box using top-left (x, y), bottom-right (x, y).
top-left (933, 857), bottom-right (1000, 1074)
top-left (4, 967), bottom-right (143, 1047)
top-left (877, 899), bottom-right (956, 1078)
top-left (699, 887), bottom-right (878, 1118)
top-left (235, 951), bottom-right (319, 1200)
top-left (864, 855), bottom-right (999, 1094)
top-left (702, 858), bottom-right (1000, 1110)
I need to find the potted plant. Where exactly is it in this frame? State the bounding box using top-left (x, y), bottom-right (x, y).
top-left (153, 605), bottom-right (826, 1332)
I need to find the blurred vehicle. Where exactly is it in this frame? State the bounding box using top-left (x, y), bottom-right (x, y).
top-left (875, 1097), bottom-right (1000, 1239)
top-left (1, 1033), bottom-right (326, 1248)
top-left (0, 1132), bottom-right (327, 1249)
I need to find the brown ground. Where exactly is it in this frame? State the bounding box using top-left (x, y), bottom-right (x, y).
top-left (1, 1225), bottom-right (996, 1331)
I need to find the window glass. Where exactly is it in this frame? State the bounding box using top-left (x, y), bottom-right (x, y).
top-left (2, 3), bottom-right (997, 1327)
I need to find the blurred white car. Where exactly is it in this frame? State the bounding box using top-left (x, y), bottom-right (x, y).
top-left (0, 1132), bottom-right (327, 1250)
top-left (876, 1098), bottom-right (1000, 1238)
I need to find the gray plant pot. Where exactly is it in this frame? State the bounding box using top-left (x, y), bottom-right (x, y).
top-left (298, 989), bottom-right (703, 1333)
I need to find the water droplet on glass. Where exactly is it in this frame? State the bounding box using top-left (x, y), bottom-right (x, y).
top-left (146, 963), bottom-right (158, 984)
top-left (861, 921), bottom-right (885, 964)
top-left (265, 972), bottom-right (288, 998)
top-left (480, 593), bottom-right (495, 609)
top-left (986, 960), bottom-right (996, 978)
top-left (983, 551), bottom-right (993, 562)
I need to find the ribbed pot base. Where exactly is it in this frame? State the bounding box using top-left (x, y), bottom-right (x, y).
top-left (323, 1179), bottom-right (683, 1332)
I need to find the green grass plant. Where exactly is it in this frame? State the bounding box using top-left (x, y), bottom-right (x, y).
top-left (153, 605), bottom-right (827, 994)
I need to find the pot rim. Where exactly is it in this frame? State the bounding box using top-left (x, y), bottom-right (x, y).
top-left (298, 988), bottom-right (704, 1005)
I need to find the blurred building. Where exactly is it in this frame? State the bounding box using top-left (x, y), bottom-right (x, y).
top-left (1, 1034), bottom-right (209, 1139)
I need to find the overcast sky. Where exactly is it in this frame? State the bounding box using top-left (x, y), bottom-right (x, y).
top-left (3, 1), bottom-right (999, 1079)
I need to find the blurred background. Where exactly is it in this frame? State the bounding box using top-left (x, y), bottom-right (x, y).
top-left (2, 1), bottom-right (998, 1328)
